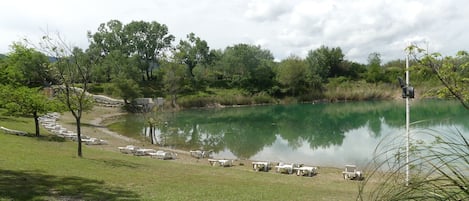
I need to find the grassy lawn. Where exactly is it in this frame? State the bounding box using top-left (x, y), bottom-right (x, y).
top-left (0, 112), bottom-right (364, 201)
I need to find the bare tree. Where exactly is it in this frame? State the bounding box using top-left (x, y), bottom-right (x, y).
top-left (38, 33), bottom-right (94, 157)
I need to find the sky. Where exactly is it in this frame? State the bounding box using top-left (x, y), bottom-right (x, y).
top-left (1, 0), bottom-right (468, 63)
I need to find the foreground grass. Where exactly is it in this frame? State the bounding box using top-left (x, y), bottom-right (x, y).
top-left (0, 114), bottom-right (363, 201)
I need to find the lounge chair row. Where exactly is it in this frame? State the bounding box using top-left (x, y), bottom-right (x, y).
top-left (208, 159), bottom-right (233, 167)
top-left (275, 162), bottom-right (318, 176)
top-left (39, 113), bottom-right (107, 145)
top-left (250, 161), bottom-right (318, 177)
top-left (189, 150), bottom-right (213, 159)
top-left (0, 126), bottom-right (28, 136)
top-left (118, 145), bottom-right (177, 160)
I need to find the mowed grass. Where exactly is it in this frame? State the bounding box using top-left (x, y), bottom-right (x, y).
top-left (0, 115), bottom-right (363, 201)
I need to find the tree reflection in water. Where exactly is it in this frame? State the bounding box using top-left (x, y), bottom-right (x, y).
top-left (115, 100), bottom-right (469, 166)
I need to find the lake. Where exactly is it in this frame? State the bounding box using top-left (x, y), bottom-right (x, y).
top-left (111, 100), bottom-right (469, 168)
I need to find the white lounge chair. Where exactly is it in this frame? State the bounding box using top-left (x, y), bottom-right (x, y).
top-left (294, 166), bottom-right (318, 177)
top-left (134, 148), bottom-right (157, 156)
top-left (342, 165), bottom-right (364, 180)
top-left (189, 150), bottom-right (212, 159)
top-left (275, 163), bottom-right (301, 174)
top-left (252, 161), bottom-right (270, 172)
top-left (149, 150), bottom-right (177, 160)
top-left (208, 159), bottom-right (233, 167)
top-left (82, 137), bottom-right (107, 145)
top-left (118, 145), bottom-right (139, 154)
top-left (0, 126), bottom-right (28, 136)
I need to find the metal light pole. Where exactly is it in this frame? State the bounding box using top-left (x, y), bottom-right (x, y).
top-left (399, 50), bottom-right (414, 186)
top-left (405, 52), bottom-right (410, 187)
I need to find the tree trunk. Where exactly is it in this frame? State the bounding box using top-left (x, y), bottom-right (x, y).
top-left (76, 117), bottom-right (82, 157)
top-left (171, 94), bottom-right (177, 108)
top-left (149, 124), bottom-right (154, 144)
top-left (33, 111), bottom-right (40, 137)
top-left (146, 69), bottom-right (151, 81)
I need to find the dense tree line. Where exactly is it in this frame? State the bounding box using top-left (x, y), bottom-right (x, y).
top-left (0, 19), bottom-right (466, 110)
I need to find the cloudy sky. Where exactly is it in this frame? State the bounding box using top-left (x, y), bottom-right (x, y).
top-left (1, 0), bottom-right (468, 63)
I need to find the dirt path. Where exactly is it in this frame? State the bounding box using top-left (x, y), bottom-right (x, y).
top-left (88, 113), bottom-right (137, 143)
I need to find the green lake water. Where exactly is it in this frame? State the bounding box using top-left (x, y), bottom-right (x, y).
top-left (112, 100), bottom-right (469, 167)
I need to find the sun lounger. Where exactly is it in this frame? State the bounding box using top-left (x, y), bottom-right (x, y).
top-left (252, 161), bottom-right (270, 172)
top-left (0, 126), bottom-right (28, 136)
top-left (82, 137), bottom-right (107, 145)
top-left (275, 163), bottom-right (301, 174)
top-left (294, 166), bottom-right (318, 177)
top-left (149, 150), bottom-right (177, 160)
top-left (190, 150), bottom-right (213, 159)
top-left (134, 148), bottom-right (157, 156)
top-left (342, 165), bottom-right (364, 180)
top-left (208, 159), bottom-right (233, 167)
top-left (118, 145), bottom-right (139, 154)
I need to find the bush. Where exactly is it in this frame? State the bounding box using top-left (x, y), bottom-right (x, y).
top-left (88, 84), bottom-right (105, 94)
top-left (252, 92), bottom-right (274, 104)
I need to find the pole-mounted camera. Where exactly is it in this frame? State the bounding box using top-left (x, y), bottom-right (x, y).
top-left (398, 77), bottom-right (415, 99)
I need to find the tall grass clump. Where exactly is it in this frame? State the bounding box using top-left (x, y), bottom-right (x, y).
top-left (358, 125), bottom-right (469, 201)
top-left (325, 81), bottom-right (396, 101)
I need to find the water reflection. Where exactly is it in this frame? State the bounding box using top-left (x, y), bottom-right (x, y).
top-left (113, 100), bottom-right (469, 167)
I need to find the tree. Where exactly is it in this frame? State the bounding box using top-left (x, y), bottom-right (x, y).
top-left (175, 33), bottom-right (211, 78)
top-left (365, 52), bottom-right (384, 83)
top-left (161, 61), bottom-right (190, 109)
top-left (276, 55), bottom-right (308, 96)
top-left (306, 46), bottom-right (345, 82)
top-left (3, 42), bottom-right (51, 87)
top-left (87, 20), bottom-right (126, 56)
top-left (98, 50), bottom-right (142, 104)
top-left (87, 20), bottom-right (126, 82)
top-left (0, 85), bottom-right (63, 136)
top-left (219, 44), bottom-right (274, 92)
top-left (124, 21), bottom-right (175, 81)
top-left (39, 34), bottom-right (95, 157)
top-left (409, 46), bottom-right (469, 109)
top-left (107, 76), bottom-right (142, 105)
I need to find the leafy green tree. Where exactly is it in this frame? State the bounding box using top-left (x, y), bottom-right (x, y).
top-left (39, 34), bottom-right (95, 157)
top-left (175, 33), bottom-right (211, 78)
top-left (345, 61), bottom-right (367, 80)
top-left (106, 77), bottom-right (142, 105)
top-left (3, 43), bottom-right (51, 87)
top-left (124, 21), bottom-right (175, 81)
top-left (365, 52), bottom-right (384, 83)
top-left (161, 62), bottom-right (190, 108)
top-left (276, 55), bottom-right (308, 96)
top-left (99, 50), bottom-right (142, 104)
top-left (219, 44), bottom-right (274, 92)
top-left (306, 46), bottom-right (345, 82)
top-left (87, 20), bottom-right (126, 56)
top-left (87, 20), bottom-right (127, 82)
top-left (410, 46), bottom-right (469, 109)
top-left (0, 85), bottom-right (63, 136)
top-left (199, 49), bottom-right (225, 87)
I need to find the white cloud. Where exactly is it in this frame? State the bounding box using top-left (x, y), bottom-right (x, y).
top-left (244, 0), bottom-right (292, 22)
top-left (1, 0), bottom-right (469, 63)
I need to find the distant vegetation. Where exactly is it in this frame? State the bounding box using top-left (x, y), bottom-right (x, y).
top-left (0, 19), bottom-right (455, 111)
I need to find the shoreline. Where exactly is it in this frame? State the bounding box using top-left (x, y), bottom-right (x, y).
top-left (82, 106), bottom-right (347, 170)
